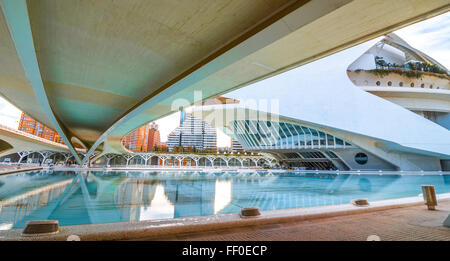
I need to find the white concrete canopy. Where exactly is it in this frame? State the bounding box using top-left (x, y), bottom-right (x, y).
top-left (0, 0), bottom-right (448, 163)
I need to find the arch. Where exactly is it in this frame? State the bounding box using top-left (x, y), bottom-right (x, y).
top-left (228, 157), bottom-right (241, 167)
top-left (0, 152), bottom-right (20, 163)
top-left (26, 151), bottom-right (45, 164)
top-left (258, 158), bottom-right (269, 167)
top-left (242, 158), bottom-right (256, 167)
top-left (0, 139), bottom-right (13, 154)
top-left (387, 81), bottom-right (392, 86)
top-left (398, 82), bottom-right (403, 87)
top-left (214, 157), bottom-right (227, 167)
top-left (149, 155), bottom-right (160, 165)
top-left (71, 136), bottom-right (87, 150)
top-left (185, 155), bottom-right (199, 167)
top-left (376, 81), bottom-right (381, 86)
top-left (129, 156), bottom-right (145, 165)
top-left (110, 155), bottom-right (126, 166)
top-left (1, 1), bottom-right (82, 163)
top-left (410, 82), bottom-right (414, 87)
top-left (198, 157), bottom-right (212, 167)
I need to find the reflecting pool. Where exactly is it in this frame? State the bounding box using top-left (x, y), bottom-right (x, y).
top-left (1, 170), bottom-right (449, 229)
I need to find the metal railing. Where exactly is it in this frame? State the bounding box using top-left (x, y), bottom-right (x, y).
top-left (0, 124), bottom-right (84, 151)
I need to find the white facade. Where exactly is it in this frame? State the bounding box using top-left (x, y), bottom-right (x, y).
top-left (167, 112), bottom-right (217, 151)
top-left (193, 34), bottom-right (450, 171)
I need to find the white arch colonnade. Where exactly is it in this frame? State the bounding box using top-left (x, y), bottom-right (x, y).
top-left (94, 153), bottom-right (277, 169)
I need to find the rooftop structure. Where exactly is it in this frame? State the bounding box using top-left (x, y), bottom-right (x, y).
top-left (347, 33), bottom-right (450, 130)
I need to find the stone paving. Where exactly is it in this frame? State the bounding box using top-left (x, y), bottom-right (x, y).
top-left (148, 200), bottom-right (450, 241)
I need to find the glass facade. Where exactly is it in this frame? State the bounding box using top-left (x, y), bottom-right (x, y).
top-left (232, 120), bottom-right (352, 150)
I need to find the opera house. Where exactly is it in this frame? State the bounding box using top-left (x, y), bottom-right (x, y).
top-left (193, 34), bottom-right (450, 171)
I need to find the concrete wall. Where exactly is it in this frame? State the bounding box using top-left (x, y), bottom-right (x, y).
top-left (332, 148), bottom-right (397, 171)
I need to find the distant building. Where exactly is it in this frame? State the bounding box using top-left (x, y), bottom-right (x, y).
top-left (167, 111), bottom-right (216, 151)
top-left (231, 139), bottom-right (243, 152)
top-left (18, 113), bottom-right (64, 144)
top-left (147, 123), bottom-right (161, 151)
top-left (123, 122), bottom-right (161, 152)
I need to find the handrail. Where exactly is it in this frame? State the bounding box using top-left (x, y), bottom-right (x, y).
top-left (0, 124), bottom-right (84, 151)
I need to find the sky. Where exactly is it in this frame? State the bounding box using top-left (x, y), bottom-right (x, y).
top-left (0, 11), bottom-right (448, 147)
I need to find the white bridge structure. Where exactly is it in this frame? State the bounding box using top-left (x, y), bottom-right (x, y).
top-left (3, 151), bottom-right (277, 169)
top-left (94, 152), bottom-right (278, 168)
top-left (0, 123), bottom-right (277, 168)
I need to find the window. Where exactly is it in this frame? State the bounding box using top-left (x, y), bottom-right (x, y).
top-left (437, 87), bottom-right (440, 89)
top-left (387, 81), bottom-right (392, 86)
top-left (376, 81), bottom-right (381, 86)
top-left (355, 153), bottom-right (368, 165)
top-left (410, 83), bottom-right (414, 87)
top-left (399, 82), bottom-right (403, 87)
top-left (421, 83), bottom-right (425, 88)
top-left (430, 85), bottom-right (433, 89)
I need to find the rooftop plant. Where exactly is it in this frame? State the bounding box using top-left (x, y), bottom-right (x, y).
top-left (352, 68), bottom-right (449, 80)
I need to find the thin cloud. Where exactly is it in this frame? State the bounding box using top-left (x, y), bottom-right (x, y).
top-left (395, 12), bottom-right (450, 68)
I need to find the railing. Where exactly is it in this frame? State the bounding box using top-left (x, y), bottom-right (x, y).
top-left (99, 164), bottom-right (262, 169)
top-left (0, 124), bottom-right (84, 152)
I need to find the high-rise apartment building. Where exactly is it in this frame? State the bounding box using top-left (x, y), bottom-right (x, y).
top-left (122, 122), bottom-right (161, 152)
top-left (231, 139), bottom-right (243, 152)
top-left (167, 111), bottom-right (217, 151)
top-left (147, 123), bottom-right (161, 151)
top-left (18, 113), bottom-right (64, 144)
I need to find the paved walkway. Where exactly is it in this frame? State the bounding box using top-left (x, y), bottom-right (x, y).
top-left (149, 200), bottom-right (450, 241)
top-left (0, 165), bottom-right (42, 176)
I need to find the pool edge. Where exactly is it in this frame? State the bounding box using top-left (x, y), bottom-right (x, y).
top-left (2, 192), bottom-right (449, 241)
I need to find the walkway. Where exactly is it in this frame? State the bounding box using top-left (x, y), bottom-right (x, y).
top-left (149, 200), bottom-right (450, 241)
top-left (0, 164), bottom-right (42, 176)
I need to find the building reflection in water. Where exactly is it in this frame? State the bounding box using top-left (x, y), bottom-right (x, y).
top-left (214, 180), bottom-right (232, 214)
top-left (139, 185), bottom-right (174, 221)
top-left (0, 176), bottom-right (73, 230)
top-left (1, 171), bottom-right (449, 229)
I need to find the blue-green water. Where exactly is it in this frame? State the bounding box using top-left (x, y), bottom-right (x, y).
top-left (0, 170), bottom-right (449, 229)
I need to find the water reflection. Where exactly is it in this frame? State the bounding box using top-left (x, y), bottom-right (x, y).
top-left (0, 171), bottom-right (449, 229)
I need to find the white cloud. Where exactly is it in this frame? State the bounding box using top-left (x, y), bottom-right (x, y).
top-left (394, 12), bottom-right (450, 69)
top-left (0, 97), bottom-right (21, 129)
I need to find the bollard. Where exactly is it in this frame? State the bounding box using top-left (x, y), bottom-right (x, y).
top-left (240, 207), bottom-right (261, 218)
top-left (350, 198), bottom-right (369, 207)
top-left (22, 220), bottom-right (59, 236)
top-left (421, 185), bottom-right (437, 210)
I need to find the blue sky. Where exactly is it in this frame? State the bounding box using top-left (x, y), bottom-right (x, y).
top-left (0, 12), bottom-right (448, 147)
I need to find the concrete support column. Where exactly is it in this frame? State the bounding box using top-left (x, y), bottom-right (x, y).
top-left (17, 151), bottom-right (31, 164)
top-left (123, 154), bottom-right (134, 166)
top-left (104, 154), bottom-right (116, 166)
top-left (207, 157), bottom-right (215, 167)
top-left (140, 154), bottom-right (152, 166)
